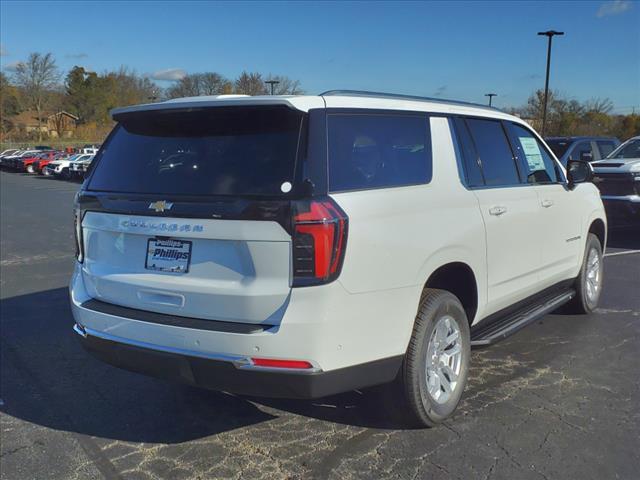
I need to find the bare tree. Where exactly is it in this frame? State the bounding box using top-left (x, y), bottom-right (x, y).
top-left (264, 75), bottom-right (304, 95)
top-left (234, 71), bottom-right (267, 95)
top-left (13, 52), bottom-right (60, 140)
top-left (584, 98), bottom-right (613, 114)
top-left (199, 73), bottom-right (232, 95)
top-left (166, 72), bottom-right (232, 98)
top-left (167, 74), bottom-right (201, 98)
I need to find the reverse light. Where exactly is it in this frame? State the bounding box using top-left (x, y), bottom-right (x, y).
top-left (291, 198), bottom-right (348, 287)
top-left (251, 358), bottom-right (314, 369)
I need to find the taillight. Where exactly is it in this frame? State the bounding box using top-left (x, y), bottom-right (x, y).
top-left (292, 198), bottom-right (348, 287)
top-left (74, 195), bottom-right (84, 263)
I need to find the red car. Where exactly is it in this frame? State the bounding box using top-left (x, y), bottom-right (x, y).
top-left (33, 152), bottom-right (66, 174)
top-left (21, 151), bottom-right (56, 173)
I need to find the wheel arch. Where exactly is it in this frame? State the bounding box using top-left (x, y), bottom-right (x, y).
top-left (422, 262), bottom-right (478, 326)
top-left (588, 218), bottom-right (606, 251)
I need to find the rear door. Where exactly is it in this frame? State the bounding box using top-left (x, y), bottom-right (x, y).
top-left (80, 105), bottom-right (307, 325)
top-left (457, 117), bottom-right (542, 313)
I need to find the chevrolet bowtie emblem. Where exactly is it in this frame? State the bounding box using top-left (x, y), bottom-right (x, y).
top-left (149, 200), bottom-right (174, 213)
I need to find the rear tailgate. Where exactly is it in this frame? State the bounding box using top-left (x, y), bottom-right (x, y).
top-left (81, 212), bottom-right (291, 324)
top-left (79, 103), bottom-right (309, 326)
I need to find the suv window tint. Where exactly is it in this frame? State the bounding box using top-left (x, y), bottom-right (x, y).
top-left (546, 139), bottom-right (571, 159)
top-left (465, 118), bottom-right (520, 186)
top-left (596, 140), bottom-right (616, 158)
top-left (452, 117), bottom-right (484, 187)
top-left (509, 123), bottom-right (558, 184)
top-left (327, 113), bottom-right (431, 192)
top-left (570, 141), bottom-right (593, 162)
top-left (609, 138), bottom-right (640, 159)
top-left (88, 106), bottom-right (304, 196)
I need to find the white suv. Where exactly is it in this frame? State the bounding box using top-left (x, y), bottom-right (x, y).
top-left (70, 91), bottom-right (606, 426)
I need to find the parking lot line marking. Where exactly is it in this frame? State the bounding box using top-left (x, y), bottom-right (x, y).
top-left (604, 250), bottom-right (640, 257)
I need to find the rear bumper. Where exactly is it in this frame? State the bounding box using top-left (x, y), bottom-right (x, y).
top-left (70, 263), bottom-right (414, 398)
top-left (74, 323), bottom-right (402, 399)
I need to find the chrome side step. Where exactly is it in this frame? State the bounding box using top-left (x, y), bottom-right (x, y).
top-left (470, 289), bottom-right (576, 347)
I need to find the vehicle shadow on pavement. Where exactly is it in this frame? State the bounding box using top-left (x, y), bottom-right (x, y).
top-left (0, 287), bottom-right (277, 444)
top-left (0, 287), bottom-right (595, 437)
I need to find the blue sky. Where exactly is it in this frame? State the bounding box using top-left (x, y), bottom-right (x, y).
top-left (1, 0), bottom-right (638, 112)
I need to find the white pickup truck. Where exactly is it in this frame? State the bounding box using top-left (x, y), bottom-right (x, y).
top-left (44, 154), bottom-right (94, 178)
top-left (592, 136), bottom-right (640, 224)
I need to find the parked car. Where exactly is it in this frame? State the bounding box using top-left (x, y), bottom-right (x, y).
top-left (545, 136), bottom-right (620, 167)
top-left (71, 91), bottom-right (606, 427)
top-left (0, 149), bottom-right (22, 167)
top-left (80, 147), bottom-right (99, 155)
top-left (1, 150), bottom-right (42, 169)
top-left (69, 154), bottom-right (95, 178)
top-left (20, 151), bottom-right (57, 173)
top-left (32, 152), bottom-right (66, 174)
top-left (44, 154), bottom-right (92, 178)
top-left (591, 136), bottom-right (640, 224)
top-left (0, 148), bottom-right (20, 159)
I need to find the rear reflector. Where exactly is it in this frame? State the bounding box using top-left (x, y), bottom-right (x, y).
top-left (292, 198), bottom-right (348, 287)
top-left (251, 358), bottom-right (314, 369)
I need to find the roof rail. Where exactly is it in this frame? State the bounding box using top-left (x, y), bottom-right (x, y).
top-left (319, 89), bottom-right (498, 111)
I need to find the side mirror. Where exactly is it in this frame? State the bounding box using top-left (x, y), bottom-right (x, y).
top-left (567, 160), bottom-right (593, 189)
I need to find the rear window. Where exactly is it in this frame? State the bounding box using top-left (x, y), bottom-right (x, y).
top-left (597, 140), bottom-right (616, 158)
top-left (546, 139), bottom-right (571, 159)
top-left (88, 106), bottom-right (304, 196)
top-left (327, 113), bottom-right (432, 192)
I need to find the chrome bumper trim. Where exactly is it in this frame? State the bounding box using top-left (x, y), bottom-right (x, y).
top-left (601, 195), bottom-right (640, 203)
top-left (72, 323), bottom-right (322, 374)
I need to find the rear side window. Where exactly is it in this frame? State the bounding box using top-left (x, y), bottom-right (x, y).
top-left (465, 118), bottom-right (520, 186)
top-left (327, 113), bottom-right (432, 192)
top-left (596, 141), bottom-right (616, 158)
top-left (508, 123), bottom-right (558, 184)
top-left (88, 106), bottom-right (304, 196)
top-left (569, 141), bottom-right (593, 163)
top-left (452, 117), bottom-right (484, 187)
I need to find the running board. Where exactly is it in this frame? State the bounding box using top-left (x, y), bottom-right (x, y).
top-left (470, 289), bottom-right (576, 347)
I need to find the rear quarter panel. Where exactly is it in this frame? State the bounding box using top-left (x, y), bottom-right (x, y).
top-left (330, 117), bottom-right (487, 353)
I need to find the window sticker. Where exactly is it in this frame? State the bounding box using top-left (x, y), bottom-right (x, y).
top-left (519, 137), bottom-right (546, 171)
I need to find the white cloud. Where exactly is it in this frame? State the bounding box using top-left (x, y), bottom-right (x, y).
top-left (147, 68), bottom-right (187, 81)
top-left (2, 61), bottom-right (23, 72)
top-left (597, 0), bottom-right (633, 17)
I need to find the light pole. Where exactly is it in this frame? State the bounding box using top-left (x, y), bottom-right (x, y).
top-left (265, 80), bottom-right (280, 95)
top-left (485, 93), bottom-right (497, 107)
top-left (537, 30), bottom-right (564, 136)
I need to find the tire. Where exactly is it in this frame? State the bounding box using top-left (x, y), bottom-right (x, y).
top-left (61, 168), bottom-right (71, 180)
top-left (399, 288), bottom-right (471, 427)
top-left (26, 164), bottom-right (34, 174)
top-left (566, 233), bottom-right (603, 314)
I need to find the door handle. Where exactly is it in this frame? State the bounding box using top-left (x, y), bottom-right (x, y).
top-left (489, 206), bottom-right (507, 216)
top-left (541, 199), bottom-right (554, 208)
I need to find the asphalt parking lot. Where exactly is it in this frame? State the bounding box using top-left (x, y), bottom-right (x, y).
top-left (1, 170), bottom-right (639, 480)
